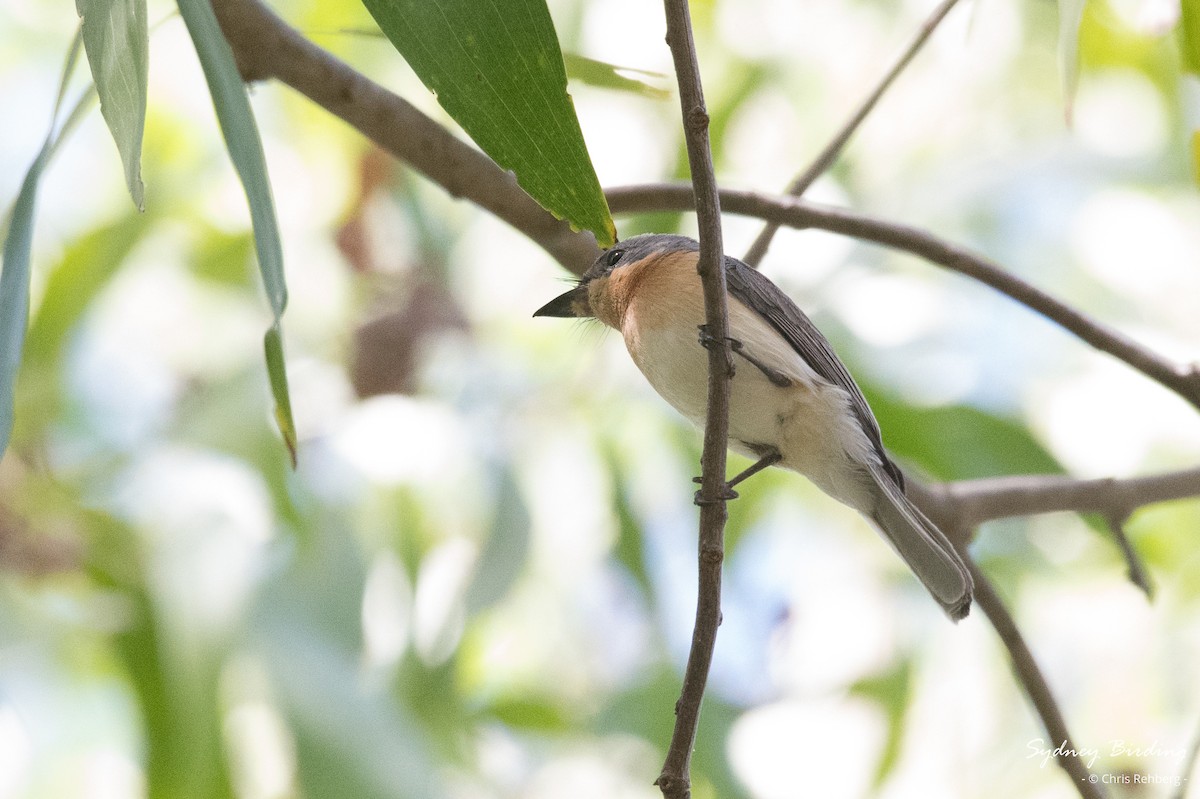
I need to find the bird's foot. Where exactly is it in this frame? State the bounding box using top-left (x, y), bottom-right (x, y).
top-left (693, 480), bottom-right (739, 506)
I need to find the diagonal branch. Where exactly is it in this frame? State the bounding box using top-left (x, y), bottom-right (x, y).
top-left (606, 184), bottom-right (1200, 410)
top-left (969, 559), bottom-right (1108, 799)
top-left (1103, 513), bottom-right (1154, 598)
top-left (209, 0), bottom-right (599, 274)
top-left (658, 0), bottom-right (734, 796)
top-left (742, 0), bottom-right (965, 267)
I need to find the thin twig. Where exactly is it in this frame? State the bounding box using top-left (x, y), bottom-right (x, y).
top-left (1103, 513), bottom-right (1154, 598)
top-left (210, 0), bottom-right (600, 274)
top-left (742, 0), bottom-right (965, 267)
top-left (970, 559), bottom-right (1109, 799)
top-left (658, 1), bottom-right (734, 797)
top-left (606, 184), bottom-right (1200, 410)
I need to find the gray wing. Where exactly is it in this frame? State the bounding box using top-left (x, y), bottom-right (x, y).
top-left (724, 256), bottom-right (906, 489)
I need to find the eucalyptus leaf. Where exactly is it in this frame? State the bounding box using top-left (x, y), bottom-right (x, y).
top-left (0, 31), bottom-right (85, 459)
top-left (76, 0), bottom-right (148, 210)
top-left (359, 0), bottom-right (616, 246)
top-left (1057, 0), bottom-right (1087, 118)
top-left (176, 0), bottom-right (297, 463)
top-left (563, 53), bottom-right (669, 99)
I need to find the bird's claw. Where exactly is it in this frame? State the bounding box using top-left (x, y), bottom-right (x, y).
top-left (694, 484), bottom-right (739, 505)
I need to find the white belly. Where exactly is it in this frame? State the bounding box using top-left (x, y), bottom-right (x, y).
top-left (623, 299), bottom-right (880, 511)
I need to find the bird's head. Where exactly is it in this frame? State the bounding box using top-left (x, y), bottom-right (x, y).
top-left (533, 233), bottom-right (700, 327)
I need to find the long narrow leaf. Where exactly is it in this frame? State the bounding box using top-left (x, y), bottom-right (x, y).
top-left (264, 323), bottom-right (297, 468)
top-left (0, 154), bottom-right (49, 458)
top-left (176, 0), bottom-right (296, 462)
top-left (1057, 0), bottom-right (1087, 120)
top-left (0, 31), bottom-right (85, 459)
top-left (360, 0), bottom-right (616, 246)
top-left (76, 0), bottom-right (149, 210)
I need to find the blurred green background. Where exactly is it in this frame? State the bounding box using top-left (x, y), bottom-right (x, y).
top-left (2, 0), bottom-right (1200, 797)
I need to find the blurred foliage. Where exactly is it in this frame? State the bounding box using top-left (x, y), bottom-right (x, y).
top-left (2, 0), bottom-right (1200, 797)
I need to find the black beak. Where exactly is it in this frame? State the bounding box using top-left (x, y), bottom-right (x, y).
top-left (533, 283), bottom-right (589, 318)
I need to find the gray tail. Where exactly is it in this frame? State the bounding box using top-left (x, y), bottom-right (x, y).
top-left (867, 464), bottom-right (973, 621)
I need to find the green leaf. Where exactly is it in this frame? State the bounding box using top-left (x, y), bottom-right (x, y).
top-left (484, 695), bottom-right (571, 732)
top-left (603, 446), bottom-right (654, 595)
top-left (176, 0), bottom-right (297, 463)
top-left (0, 154), bottom-right (49, 460)
top-left (360, 0), bottom-right (616, 247)
top-left (850, 660), bottom-right (913, 788)
top-left (0, 31), bottom-right (85, 460)
top-left (465, 464), bottom-right (531, 614)
top-left (76, 0), bottom-right (148, 210)
top-left (1180, 0), bottom-right (1200, 74)
top-left (596, 668), bottom-right (750, 799)
top-left (16, 212), bottom-right (146, 438)
top-left (1058, 0), bottom-right (1088, 119)
top-left (563, 53), bottom-right (669, 99)
top-left (1192, 129), bottom-right (1200, 186)
top-left (862, 388), bottom-right (1064, 482)
top-left (264, 324), bottom-right (297, 468)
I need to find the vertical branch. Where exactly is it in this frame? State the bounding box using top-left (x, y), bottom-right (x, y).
top-left (970, 560), bottom-right (1108, 799)
top-left (742, 0), bottom-right (964, 267)
top-left (658, 1), bottom-right (733, 797)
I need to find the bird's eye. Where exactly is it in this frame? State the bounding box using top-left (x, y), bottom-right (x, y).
top-left (605, 248), bottom-right (624, 268)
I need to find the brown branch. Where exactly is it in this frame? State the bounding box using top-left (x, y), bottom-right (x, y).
top-left (911, 466), bottom-right (1200, 531)
top-left (970, 560), bottom-right (1109, 799)
top-left (209, 0), bottom-right (600, 274)
top-left (1103, 513), bottom-right (1154, 598)
top-left (657, 1), bottom-right (734, 797)
top-left (607, 184), bottom-right (1200, 410)
top-left (742, 0), bottom-right (965, 267)
top-left (202, 3), bottom-right (1200, 413)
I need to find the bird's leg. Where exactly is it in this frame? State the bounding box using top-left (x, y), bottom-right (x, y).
top-left (727, 447), bottom-right (782, 488)
top-left (697, 325), bottom-right (792, 387)
top-left (728, 340), bottom-right (793, 387)
top-left (693, 446), bottom-right (782, 505)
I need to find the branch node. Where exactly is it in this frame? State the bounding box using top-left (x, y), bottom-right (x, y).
top-left (699, 544), bottom-right (725, 565)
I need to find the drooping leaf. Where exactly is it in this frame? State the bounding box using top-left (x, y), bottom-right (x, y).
top-left (603, 445), bottom-right (654, 595)
top-left (359, 0), bottom-right (616, 247)
top-left (465, 464), bottom-right (531, 614)
top-left (16, 212), bottom-right (146, 437)
top-left (0, 30), bottom-right (85, 460)
top-left (0, 155), bottom-right (49, 460)
top-left (76, 0), bottom-right (148, 210)
top-left (850, 660), bottom-right (913, 788)
top-left (176, 0), bottom-right (297, 463)
top-left (1057, 0), bottom-right (1088, 120)
top-left (264, 323), bottom-right (297, 467)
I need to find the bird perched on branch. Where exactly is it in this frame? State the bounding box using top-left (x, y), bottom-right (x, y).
top-left (535, 233), bottom-right (973, 620)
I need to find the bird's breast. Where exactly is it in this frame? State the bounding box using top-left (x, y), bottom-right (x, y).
top-left (617, 264), bottom-right (878, 508)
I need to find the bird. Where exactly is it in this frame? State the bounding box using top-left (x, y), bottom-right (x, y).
top-left (534, 233), bottom-right (973, 620)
